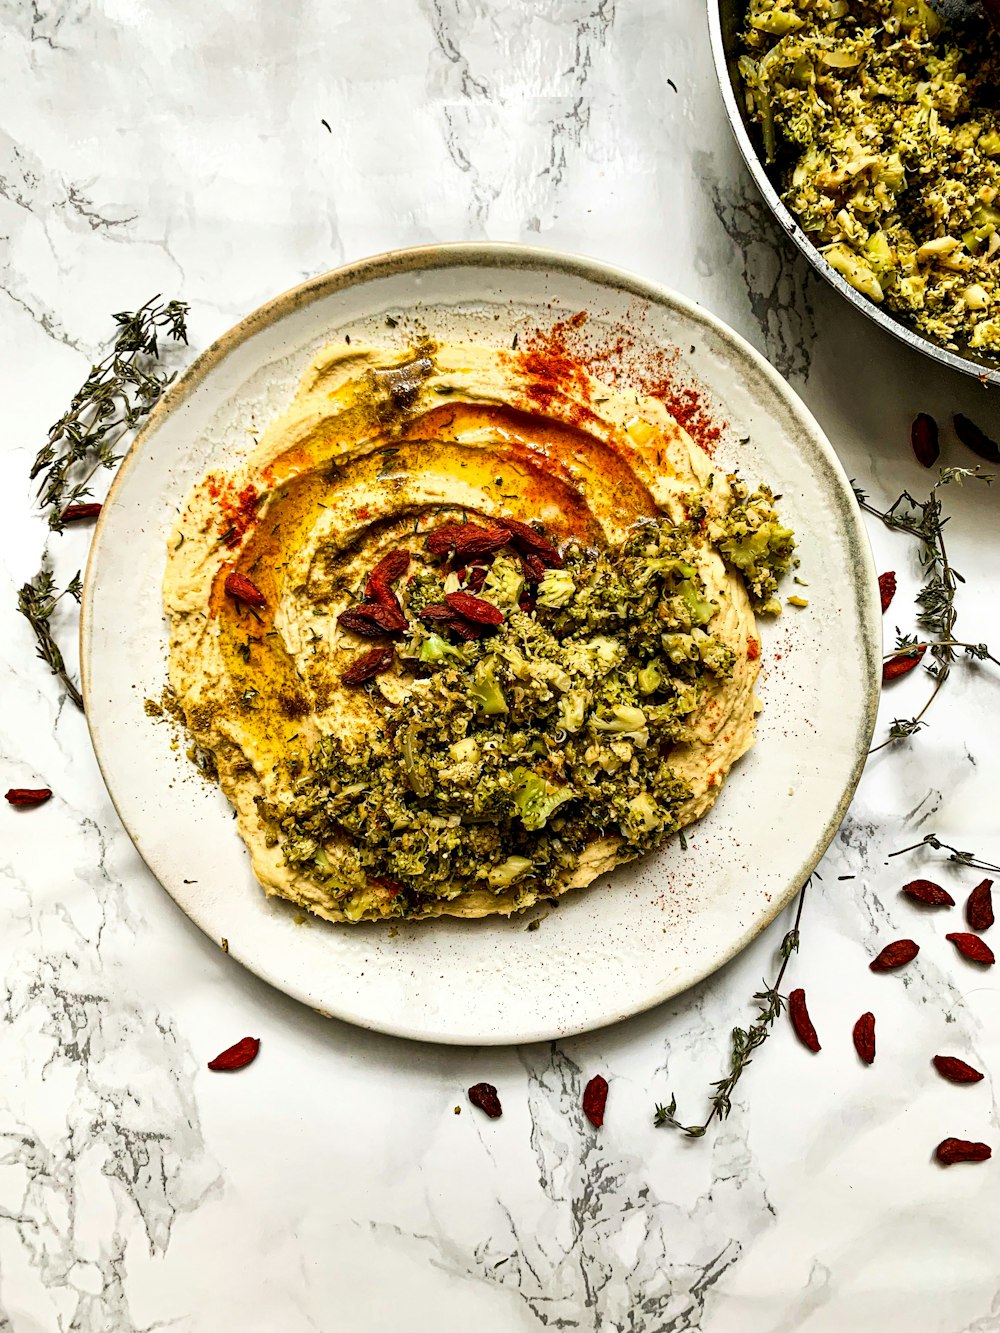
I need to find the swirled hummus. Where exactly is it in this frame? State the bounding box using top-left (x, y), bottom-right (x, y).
top-left (164, 338), bottom-right (794, 922)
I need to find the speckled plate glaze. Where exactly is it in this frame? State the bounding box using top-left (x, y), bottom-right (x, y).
top-left (82, 244), bottom-right (879, 1045)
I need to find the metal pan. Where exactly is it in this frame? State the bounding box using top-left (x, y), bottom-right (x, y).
top-left (708, 0), bottom-right (1000, 387)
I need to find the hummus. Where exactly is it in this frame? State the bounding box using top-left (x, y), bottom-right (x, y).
top-left (163, 337), bottom-right (794, 922)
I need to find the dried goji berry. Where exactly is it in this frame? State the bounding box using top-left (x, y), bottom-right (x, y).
top-left (418, 603), bottom-right (485, 639)
top-left (853, 1012), bottom-right (876, 1065)
top-left (966, 879), bottom-right (994, 932)
top-left (452, 525), bottom-right (512, 559)
top-left (519, 552), bottom-right (547, 584)
top-left (502, 517), bottom-right (563, 567)
top-left (936, 1137), bottom-right (991, 1166)
top-left (224, 570), bottom-right (266, 609)
top-left (61, 502), bottom-right (103, 522)
top-left (419, 602), bottom-right (456, 621)
top-left (366, 548), bottom-right (409, 589)
top-left (882, 645), bottom-right (926, 682)
top-left (207, 1036), bottom-right (260, 1071)
top-left (447, 618), bottom-right (484, 641)
top-left (954, 413), bottom-right (1000, 465)
top-left (341, 645), bottom-right (395, 685)
top-left (445, 590), bottom-right (505, 625)
top-left (788, 988), bottom-right (820, 1051)
top-left (425, 522), bottom-right (474, 556)
top-left (878, 571), bottom-right (896, 614)
top-left (901, 879), bottom-right (955, 908)
top-left (5, 787), bottom-right (53, 807)
top-left (337, 604), bottom-right (404, 637)
top-left (468, 1082), bottom-right (502, 1118)
top-left (911, 413), bottom-right (939, 468)
top-left (933, 1055), bottom-right (984, 1084)
top-left (466, 566), bottom-right (488, 593)
top-left (870, 939), bottom-right (919, 971)
top-left (946, 932), bottom-right (995, 965)
top-left (365, 549), bottom-right (410, 609)
top-left (583, 1075), bottom-right (609, 1127)
top-left (426, 523), bottom-right (511, 560)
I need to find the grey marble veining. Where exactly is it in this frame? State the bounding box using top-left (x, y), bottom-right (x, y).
top-left (2, 2), bottom-right (1000, 1330)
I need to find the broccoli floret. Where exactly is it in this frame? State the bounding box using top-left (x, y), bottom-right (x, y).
top-left (511, 768), bottom-right (574, 830)
top-left (419, 631), bottom-right (464, 664)
top-left (537, 567), bottom-right (577, 608)
top-left (482, 554), bottom-right (524, 608)
top-left (404, 568), bottom-right (445, 617)
top-left (712, 482), bottom-right (796, 611)
top-left (470, 656), bottom-right (508, 716)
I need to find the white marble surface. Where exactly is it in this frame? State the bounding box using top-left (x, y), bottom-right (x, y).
top-left (2, 2), bottom-right (1000, 1329)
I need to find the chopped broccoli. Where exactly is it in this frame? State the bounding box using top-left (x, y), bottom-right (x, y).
top-left (537, 567), bottom-right (576, 608)
top-left (511, 768), bottom-right (574, 830)
top-left (711, 481), bottom-right (796, 611)
top-left (739, 0), bottom-right (1000, 357)
top-left (487, 854), bottom-right (534, 887)
top-left (470, 656), bottom-right (508, 715)
top-left (273, 500), bottom-right (792, 916)
top-left (481, 554), bottom-right (524, 608)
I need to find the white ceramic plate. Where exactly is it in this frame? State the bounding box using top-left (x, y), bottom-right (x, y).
top-left (82, 244), bottom-right (879, 1045)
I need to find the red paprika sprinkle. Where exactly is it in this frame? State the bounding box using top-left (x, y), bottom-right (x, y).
top-left (936, 1137), bottom-right (991, 1166)
top-left (870, 939), bottom-right (920, 971)
top-left (207, 1036), bottom-right (260, 1072)
top-left (933, 1055), bottom-right (984, 1085)
top-left (583, 1075), bottom-right (609, 1128)
top-left (946, 932), bottom-right (995, 965)
top-left (853, 1012), bottom-right (876, 1065)
top-left (901, 879), bottom-right (955, 908)
top-left (882, 645), bottom-right (926, 682)
top-left (746, 636), bottom-right (760, 661)
top-left (788, 988), bottom-right (820, 1051)
top-left (5, 787), bottom-right (53, 808)
top-left (878, 571), bottom-right (896, 614)
top-left (966, 879), bottom-right (994, 933)
top-left (468, 1082), bottom-right (502, 1118)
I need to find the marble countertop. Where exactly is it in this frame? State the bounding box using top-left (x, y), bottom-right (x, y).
top-left (3, 3), bottom-right (1000, 1329)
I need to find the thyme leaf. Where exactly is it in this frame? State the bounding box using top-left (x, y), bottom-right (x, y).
top-left (17, 567), bottom-right (84, 710)
top-left (856, 468), bottom-right (996, 752)
top-left (889, 835), bottom-right (1000, 876)
top-left (654, 881), bottom-right (808, 1135)
top-left (32, 296), bottom-right (189, 531)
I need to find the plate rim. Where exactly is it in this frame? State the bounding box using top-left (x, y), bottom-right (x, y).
top-left (80, 241), bottom-right (881, 1044)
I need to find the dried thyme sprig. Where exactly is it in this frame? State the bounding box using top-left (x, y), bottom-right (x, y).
top-left (889, 835), bottom-right (1000, 876)
top-left (31, 297), bottom-right (189, 531)
top-left (16, 568), bottom-right (84, 710)
top-left (854, 468), bottom-right (995, 751)
top-left (654, 881), bottom-right (808, 1136)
